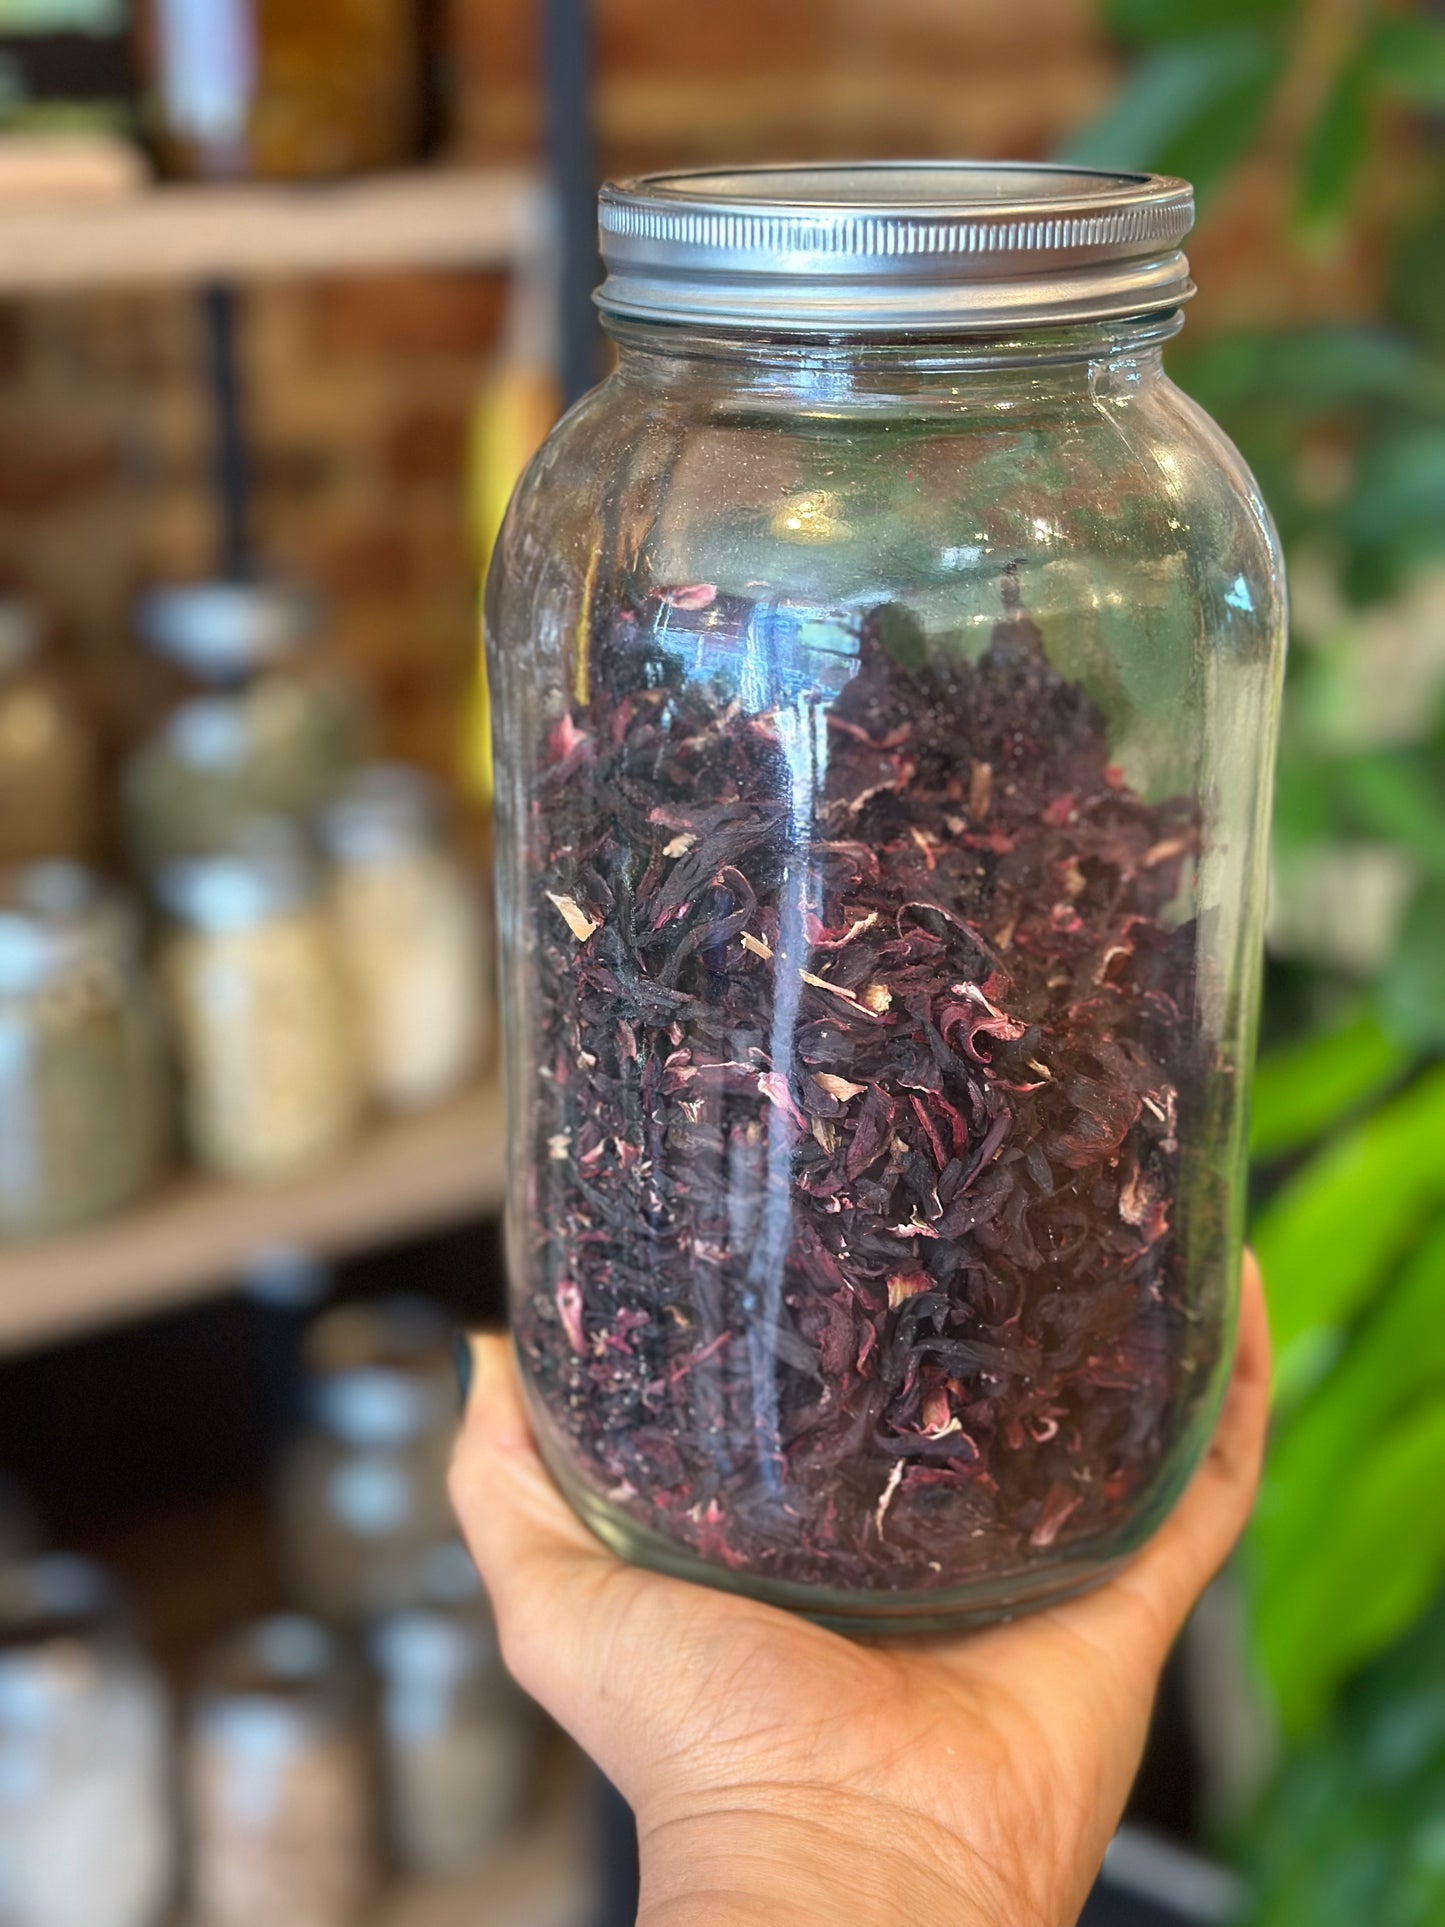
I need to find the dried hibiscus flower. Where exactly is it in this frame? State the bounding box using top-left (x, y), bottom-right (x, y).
top-left (514, 578), bottom-right (1222, 1618)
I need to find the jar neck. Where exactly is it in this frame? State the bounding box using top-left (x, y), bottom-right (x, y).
top-left (603, 310), bottom-right (1179, 407)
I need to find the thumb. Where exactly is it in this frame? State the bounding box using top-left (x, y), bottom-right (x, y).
top-left (448, 1336), bottom-right (725, 1786)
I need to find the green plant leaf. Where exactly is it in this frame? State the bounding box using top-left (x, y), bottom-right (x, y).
top-left (1244, 1595), bottom-right (1445, 1924)
top-left (1379, 880), bottom-right (1445, 1049)
top-left (1058, 31), bottom-right (1284, 199)
top-left (1104, 0), bottom-right (1295, 46)
top-left (1255, 1399), bottom-right (1445, 1735)
top-left (1337, 750), bottom-right (1445, 877)
top-left (1254, 1213), bottom-right (1445, 1616)
top-left (1255, 1065), bottom-right (1445, 1406)
top-left (1391, 197), bottom-right (1445, 355)
top-left (1295, 42), bottom-right (1372, 240)
top-left (1342, 426), bottom-right (1445, 598)
top-left (1368, 13), bottom-right (1445, 108)
top-left (1345, 425), bottom-right (1445, 546)
top-left (1250, 1008), bottom-right (1409, 1158)
top-left (1176, 326), bottom-right (1445, 419)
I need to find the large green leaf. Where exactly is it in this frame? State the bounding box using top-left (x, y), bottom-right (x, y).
top-left (1176, 326), bottom-right (1445, 419)
top-left (1368, 13), bottom-right (1445, 108)
top-left (1342, 426), bottom-right (1445, 599)
top-left (1337, 749), bottom-right (1445, 877)
top-left (1255, 1065), bottom-right (1445, 1405)
top-left (1254, 1214), bottom-right (1445, 1613)
top-left (1244, 1595), bottom-right (1445, 1926)
top-left (1346, 426), bottom-right (1445, 545)
top-left (1255, 1399), bottom-right (1445, 1734)
top-left (1295, 41), bottom-right (1372, 241)
top-left (1380, 880), bottom-right (1445, 1049)
top-left (1104, 0), bottom-right (1295, 46)
top-left (1058, 31), bottom-right (1284, 200)
top-left (1250, 1008), bottom-right (1409, 1159)
top-left (1391, 197), bottom-right (1445, 355)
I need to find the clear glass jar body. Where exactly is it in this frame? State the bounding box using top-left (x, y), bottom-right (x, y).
top-left (158, 846), bottom-right (362, 1182)
top-left (487, 318), bottom-right (1286, 1631)
top-left (139, 0), bottom-right (422, 182)
top-left (0, 604), bottom-right (97, 869)
top-left (0, 866), bottom-right (168, 1241)
top-left (277, 1297), bottom-right (457, 1628)
top-left (0, 1557), bottom-right (175, 1927)
top-left (186, 1617), bottom-right (372, 1927)
top-left (370, 1595), bottom-right (534, 1874)
top-left (123, 584), bottom-right (365, 875)
top-left (320, 766), bottom-right (490, 1112)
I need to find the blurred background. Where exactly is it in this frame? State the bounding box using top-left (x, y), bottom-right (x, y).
top-left (0, 1), bottom-right (1438, 1923)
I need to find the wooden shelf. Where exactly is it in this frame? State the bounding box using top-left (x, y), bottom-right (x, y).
top-left (0, 166), bottom-right (546, 292)
top-left (0, 1081), bottom-right (507, 1357)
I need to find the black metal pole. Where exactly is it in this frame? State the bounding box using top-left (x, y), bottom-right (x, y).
top-left (200, 282), bottom-right (252, 579)
top-left (541, 0), bottom-right (600, 405)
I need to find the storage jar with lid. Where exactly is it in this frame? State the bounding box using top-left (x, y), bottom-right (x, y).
top-left (485, 164), bottom-right (1287, 1631)
top-left (0, 863), bottom-right (167, 1240)
top-left (370, 1541), bottom-right (535, 1874)
top-left (139, 0), bottom-right (424, 181)
top-left (319, 764), bottom-right (490, 1111)
top-left (124, 581), bottom-right (364, 873)
top-left (186, 1615), bottom-right (372, 1927)
top-left (0, 1556), bottom-right (175, 1927)
top-left (277, 1295), bottom-right (457, 1625)
top-left (0, 599), bottom-right (97, 869)
top-left (158, 831), bottom-right (362, 1181)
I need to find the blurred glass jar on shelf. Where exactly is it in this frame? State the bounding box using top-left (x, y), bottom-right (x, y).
top-left (0, 864), bottom-right (167, 1241)
top-left (0, 1478), bottom-right (38, 1574)
top-left (370, 1540), bottom-right (535, 1876)
top-left (0, 598), bottom-right (97, 869)
top-left (278, 1295), bottom-right (455, 1626)
top-left (138, 0), bottom-right (424, 181)
top-left (319, 765), bottom-right (490, 1111)
top-left (157, 830), bottom-right (362, 1183)
top-left (187, 1616), bottom-right (372, 1927)
top-left (0, 1556), bottom-right (175, 1927)
top-left (124, 581), bottom-right (364, 874)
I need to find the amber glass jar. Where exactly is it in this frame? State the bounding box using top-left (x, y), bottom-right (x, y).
top-left (0, 599), bottom-right (97, 869)
top-left (486, 165), bottom-right (1287, 1632)
top-left (140, 0), bottom-right (422, 181)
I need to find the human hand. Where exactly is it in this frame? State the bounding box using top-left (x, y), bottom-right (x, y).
top-left (451, 1253), bottom-right (1269, 1927)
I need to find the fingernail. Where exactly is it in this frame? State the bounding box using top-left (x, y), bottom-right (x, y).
top-left (454, 1331), bottom-right (474, 1413)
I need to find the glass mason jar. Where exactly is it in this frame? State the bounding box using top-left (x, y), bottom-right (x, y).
top-left (369, 1549), bottom-right (535, 1875)
top-left (0, 864), bottom-right (168, 1240)
top-left (0, 599), bottom-right (97, 870)
top-left (139, 0), bottom-right (423, 182)
top-left (0, 1556), bottom-right (175, 1927)
top-left (277, 1295), bottom-right (457, 1626)
top-left (124, 581), bottom-right (364, 875)
top-left (319, 766), bottom-right (490, 1112)
top-left (186, 1616), bottom-right (372, 1927)
top-left (157, 831), bottom-right (363, 1182)
top-left (486, 165), bottom-right (1287, 1631)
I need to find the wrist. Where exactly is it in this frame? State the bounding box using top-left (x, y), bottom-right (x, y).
top-left (636, 1790), bottom-right (998, 1927)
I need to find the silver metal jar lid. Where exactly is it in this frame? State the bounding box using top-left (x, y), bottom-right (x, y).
top-left (137, 580), bottom-right (320, 683)
top-left (318, 763), bottom-right (444, 868)
top-left (0, 863), bottom-right (138, 996)
top-left (597, 161), bottom-right (1195, 334)
top-left (155, 822), bottom-right (318, 932)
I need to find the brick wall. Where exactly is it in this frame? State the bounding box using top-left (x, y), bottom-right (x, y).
top-left (0, 0), bottom-right (1389, 787)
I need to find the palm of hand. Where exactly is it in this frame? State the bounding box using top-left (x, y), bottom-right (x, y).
top-left (452, 1257), bottom-right (1268, 1927)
